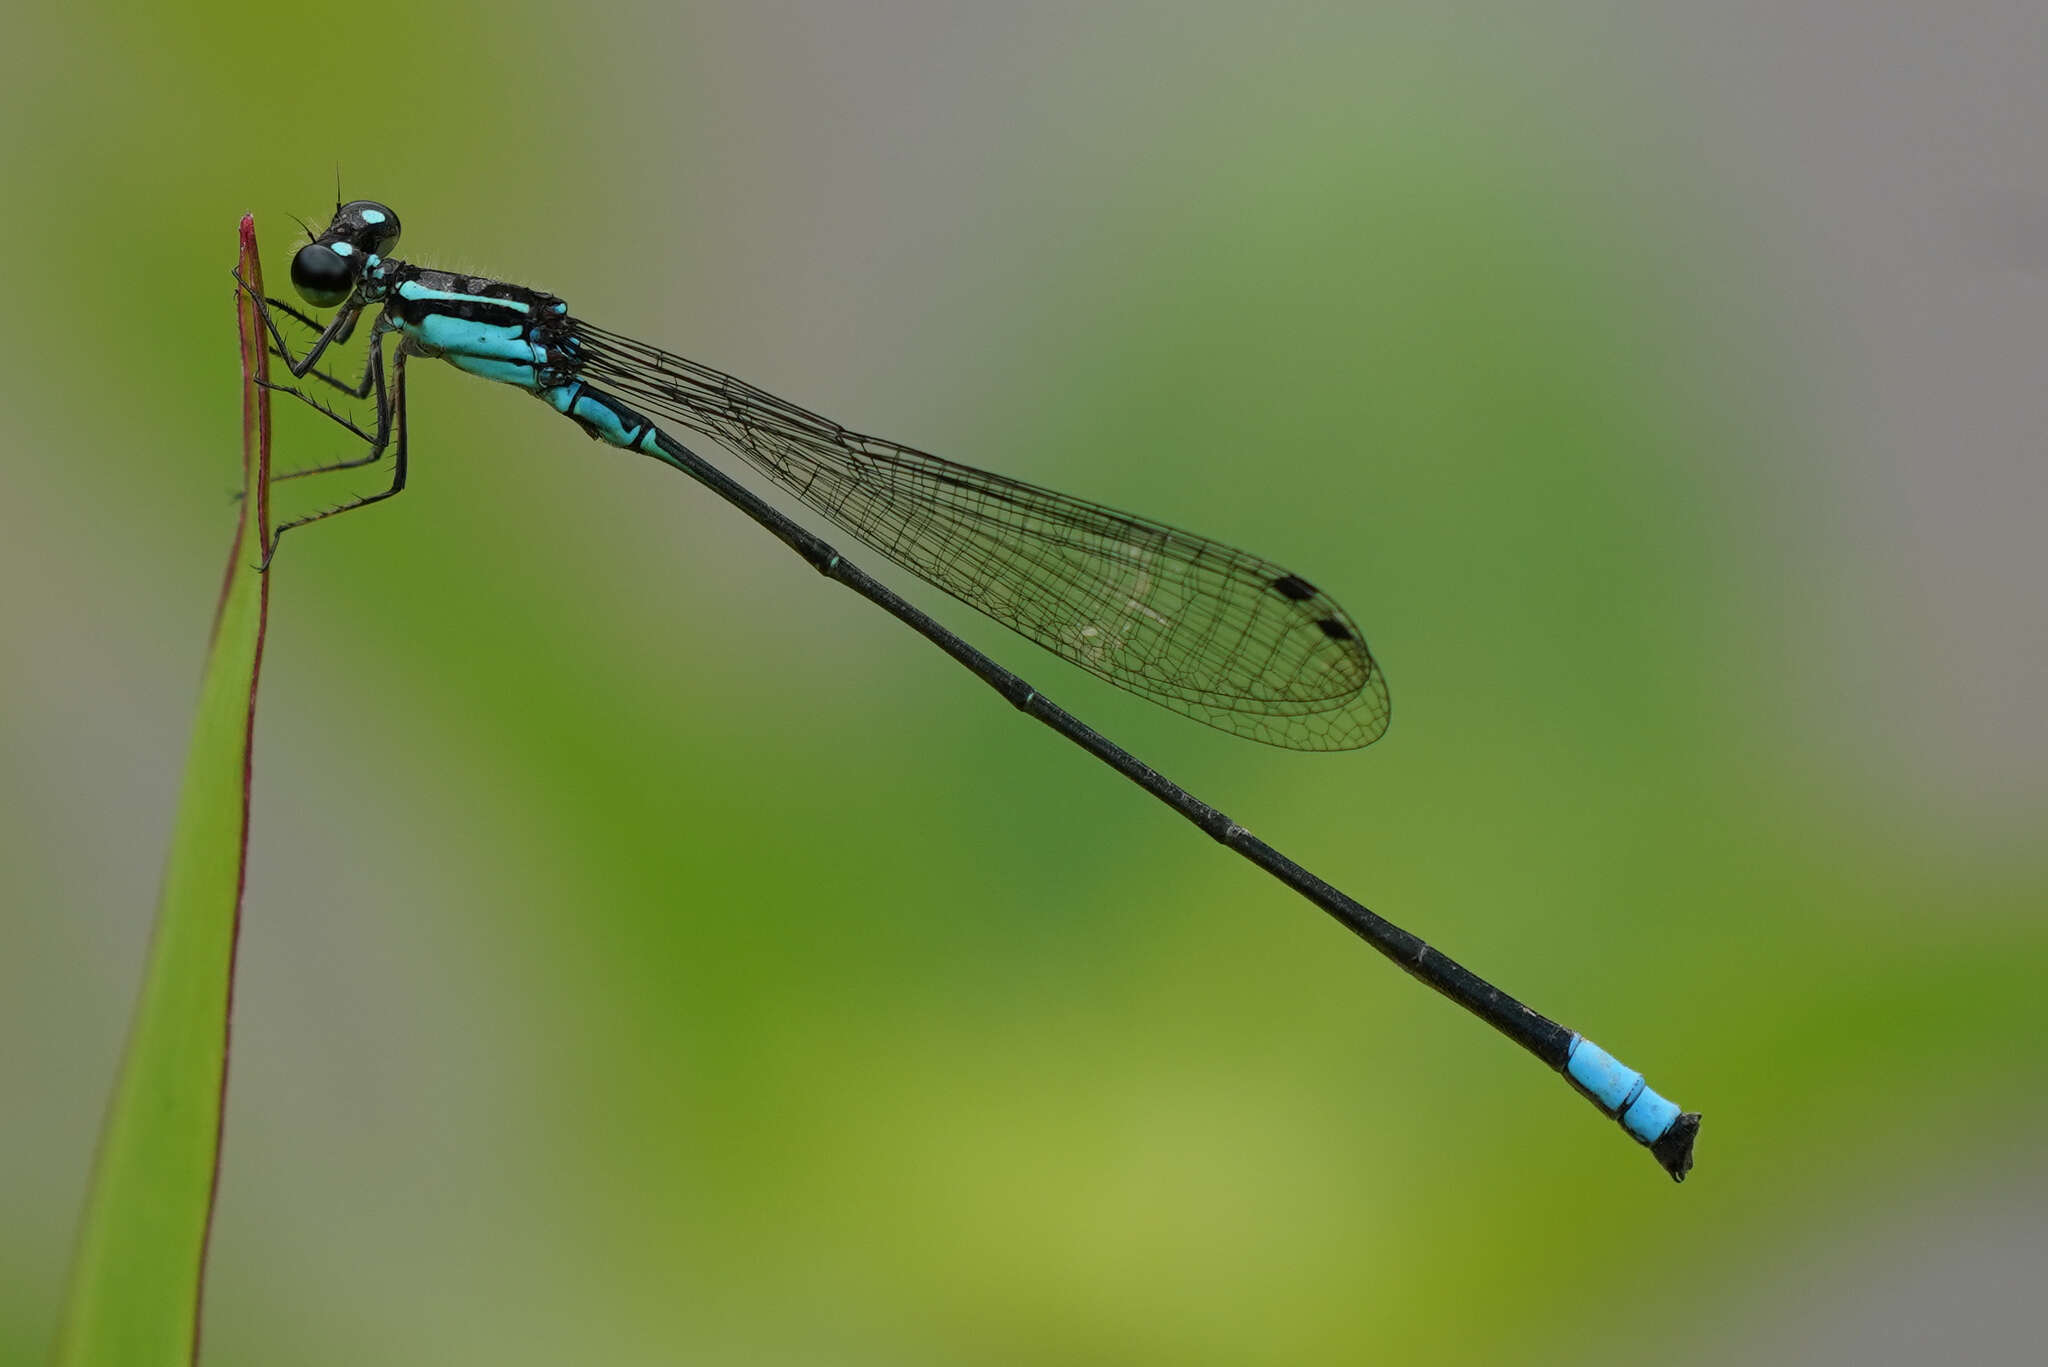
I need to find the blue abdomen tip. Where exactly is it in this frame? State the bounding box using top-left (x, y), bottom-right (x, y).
top-left (1566, 1035), bottom-right (1679, 1144)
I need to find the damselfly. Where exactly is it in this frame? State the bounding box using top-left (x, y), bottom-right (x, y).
top-left (240, 199), bottom-right (1698, 1179)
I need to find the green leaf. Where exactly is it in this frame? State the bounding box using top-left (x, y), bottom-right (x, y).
top-left (53, 215), bottom-right (275, 1366)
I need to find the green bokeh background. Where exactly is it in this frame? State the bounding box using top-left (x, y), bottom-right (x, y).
top-left (5, 4), bottom-right (2044, 1363)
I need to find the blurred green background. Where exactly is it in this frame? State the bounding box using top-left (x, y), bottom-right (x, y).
top-left (5, 3), bottom-right (2045, 1363)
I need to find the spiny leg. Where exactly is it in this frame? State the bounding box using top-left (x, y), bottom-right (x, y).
top-left (265, 300), bottom-right (378, 399)
top-left (262, 294), bottom-right (351, 338)
top-left (294, 348), bottom-right (380, 401)
top-left (260, 348), bottom-right (411, 570)
top-left (233, 266), bottom-right (361, 378)
top-left (261, 327), bottom-right (396, 480)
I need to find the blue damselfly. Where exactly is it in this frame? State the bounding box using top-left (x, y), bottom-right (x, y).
top-left (241, 199), bottom-right (1698, 1179)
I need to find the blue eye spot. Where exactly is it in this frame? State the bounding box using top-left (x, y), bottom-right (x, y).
top-left (360, 208), bottom-right (386, 225)
top-left (331, 242), bottom-right (355, 258)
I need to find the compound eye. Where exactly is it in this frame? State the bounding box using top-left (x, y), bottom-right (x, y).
top-left (290, 243), bottom-right (354, 308)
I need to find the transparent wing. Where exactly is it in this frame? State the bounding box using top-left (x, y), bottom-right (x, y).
top-left (574, 322), bottom-right (1389, 750)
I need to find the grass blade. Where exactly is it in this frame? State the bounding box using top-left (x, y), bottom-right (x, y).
top-left (53, 215), bottom-right (275, 1366)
